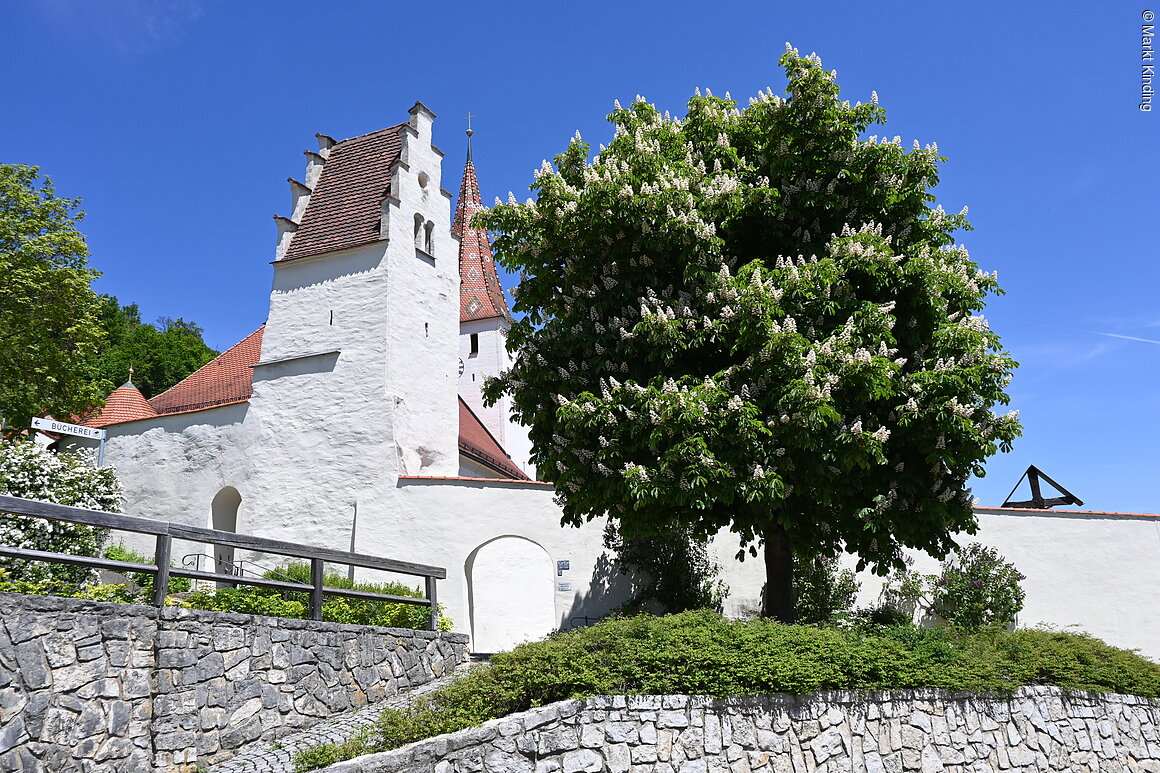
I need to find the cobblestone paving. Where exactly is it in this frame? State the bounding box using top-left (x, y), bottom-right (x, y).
top-left (209, 662), bottom-right (482, 772)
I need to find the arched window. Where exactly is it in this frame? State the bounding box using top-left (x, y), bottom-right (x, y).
top-left (424, 220), bottom-right (435, 254)
top-left (414, 213), bottom-right (425, 250)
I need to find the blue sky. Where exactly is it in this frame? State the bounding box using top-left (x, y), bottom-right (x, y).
top-left (3, 1), bottom-right (1156, 512)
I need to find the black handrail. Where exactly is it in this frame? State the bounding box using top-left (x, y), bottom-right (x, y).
top-left (0, 493), bottom-right (444, 630)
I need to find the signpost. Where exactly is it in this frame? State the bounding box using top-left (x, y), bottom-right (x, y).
top-left (29, 418), bottom-right (108, 466)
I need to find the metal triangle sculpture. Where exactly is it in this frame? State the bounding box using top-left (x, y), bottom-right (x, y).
top-left (1001, 465), bottom-right (1084, 509)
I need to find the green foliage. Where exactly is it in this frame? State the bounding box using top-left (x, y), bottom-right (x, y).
top-left (184, 586), bottom-right (307, 618)
top-left (294, 611), bottom-right (1160, 769)
top-left (793, 554), bottom-right (860, 625)
top-left (0, 164), bottom-right (109, 430)
top-left (0, 440), bottom-right (121, 586)
top-left (92, 296), bottom-right (218, 398)
top-left (102, 542), bottom-right (192, 595)
top-left (931, 542), bottom-right (1026, 628)
top-left (180, 562), bottom-right (453, 631)
top-left (478, 48), bottom-right (1021, 620)
top-left (262, 562), bottom-right (454, 631)
top-left (603, 522), bottom-right (727, 613)
top-left (0, 570), bottom-right (179, 605)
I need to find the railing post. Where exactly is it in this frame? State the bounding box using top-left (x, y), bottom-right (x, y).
top-left (309, 558), bottom-right (324, 621)
top-left (425, 575), bottom-right (438, 632)
top-left (152, 534), bottom-right (172, 607)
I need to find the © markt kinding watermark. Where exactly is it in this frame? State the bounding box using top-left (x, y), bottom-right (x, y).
top-left (1143, 10), bottom-right (1155, 111)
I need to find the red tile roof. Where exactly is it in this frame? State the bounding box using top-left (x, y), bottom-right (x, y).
top-left (458, 397), bottom-right (529, 480)
top-left (83, 383), bottom-right (157, 428)
top-left (148, 327), bottom-right (265, 415)
top-left (283, 124), bottom-right (405, 261)
top-left (454, 158), bottom-right (509, 322)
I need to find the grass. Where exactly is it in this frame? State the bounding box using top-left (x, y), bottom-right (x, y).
top-left (292, 609), bottom-right (1160, 770)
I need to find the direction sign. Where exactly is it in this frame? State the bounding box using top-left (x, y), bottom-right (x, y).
top-left (30, 417), bottom-right (106, 440)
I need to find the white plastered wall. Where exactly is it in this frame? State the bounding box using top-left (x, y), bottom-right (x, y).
top-left (372, 478), bottom-right (634, 643)
top-left (382, 106), bottom-right (459, 478)
top-left (68, 404), bottom-right (256, 566)
top-left (458, 317), bottom-right (536, 477)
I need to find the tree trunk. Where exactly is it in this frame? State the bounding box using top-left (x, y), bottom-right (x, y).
top-left (762, 522), bottom-right (794, 623)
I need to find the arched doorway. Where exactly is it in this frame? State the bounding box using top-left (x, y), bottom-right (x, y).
top-left (210, 487), bottom-right (241, 581)
top-left (465, 537), bottom-right (555, 653)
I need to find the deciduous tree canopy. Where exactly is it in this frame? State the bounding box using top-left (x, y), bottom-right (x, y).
top-left (0, 165), bottom-right (107, 431)
top-left (93, 296), bottom-right (218, 399)
top-left (480, 47), bottom-right (1021, 621)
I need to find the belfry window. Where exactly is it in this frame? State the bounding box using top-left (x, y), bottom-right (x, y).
top-left (424, 221), bottom-right (435, 254)
top-left (470, 333), bottom-right (479, 355)
top-left (414, 213), bottom-right (424, 250)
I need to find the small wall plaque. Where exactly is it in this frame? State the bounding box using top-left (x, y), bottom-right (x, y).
top-left (557, 582), bottom-right (573, 592)
top-left (557, 559), bottom-right (570, 576)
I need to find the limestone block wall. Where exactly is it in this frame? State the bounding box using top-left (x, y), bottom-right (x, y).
top-left (0, 593), bottom-right (469, 773)
top-left (321, 687), bottom-right (1160, 773)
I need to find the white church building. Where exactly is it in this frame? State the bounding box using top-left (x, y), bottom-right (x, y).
top-left (74, 104), bottom-right (665, 652)
top-left (71, 104), bottom-right (1160, 659)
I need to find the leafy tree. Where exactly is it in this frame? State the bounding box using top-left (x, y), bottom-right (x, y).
top-left (0, 165), bottom-right (108, 431)
top-left (480, 47), bottom-right (1021, 622)
top-left (0, 440), bottom-right (122, 586)
top-left (93, 295), bottom-right (217, 398)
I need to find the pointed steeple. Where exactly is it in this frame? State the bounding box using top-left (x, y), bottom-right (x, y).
top-left (454, 119), bottom-right (509, 323)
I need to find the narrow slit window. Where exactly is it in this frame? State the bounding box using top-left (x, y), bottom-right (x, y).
top-left (470, 333), bottom-right (479, 355)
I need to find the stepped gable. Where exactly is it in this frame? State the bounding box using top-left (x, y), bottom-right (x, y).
top-left (83, 382), bottom-right (157, 428)
top-left (454, 140), bottom-right (509, 322)
top-left (458, 397), bottom-right (528, 480)
top-left (148, 327), bottom-right (265, 416)
top-left (283, 124), bottom-right (405, 261)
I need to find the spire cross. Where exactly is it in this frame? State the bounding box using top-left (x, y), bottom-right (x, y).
top-left (465, 111), bottom-right (476, 162)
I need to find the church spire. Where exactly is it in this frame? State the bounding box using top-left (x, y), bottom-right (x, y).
top-left (454, 118), bottom-right (509, 322)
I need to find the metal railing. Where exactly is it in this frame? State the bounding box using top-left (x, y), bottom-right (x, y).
top-left (0, 494), bottom-right (446, 630)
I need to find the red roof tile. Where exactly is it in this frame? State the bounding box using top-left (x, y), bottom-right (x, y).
top-left (454, 158), bottom-right (509, 322)
top-left (83, 383), bottom-right (157, 428)
top-left (283, 124), bottom-right (405, 261)
top-left (458, 397), bottom-right (528, 480)
top-left (148, 327), bottom-right (264, 415)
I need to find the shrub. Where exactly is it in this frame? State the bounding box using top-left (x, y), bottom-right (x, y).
top-left (0, 440), bottom-right (122, 587)
top-left (102, 542), bottom-right (191, 596)
top-left (603, 522), bottom-right (727, 613)
top-left (184, 586), bottom-right (307, 618)
top-left (180, 562), bottom-right (453, 631)
top-left (292, 611), bottom-right (1160, 770)
top-left (0, 569), bottom-right (178, 605)
top-left (793, 554), bottom-right (860, 625)
top-left (931, 543), bottom-right (1025, 628)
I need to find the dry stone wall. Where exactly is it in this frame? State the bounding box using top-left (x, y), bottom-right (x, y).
top-left (323, 687), bottom-right (1160, 773)
top-left (0, 592), bottom-right (468, 773)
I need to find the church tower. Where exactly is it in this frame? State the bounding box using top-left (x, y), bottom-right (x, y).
top-left (454, 124), bottom-right (534, 476)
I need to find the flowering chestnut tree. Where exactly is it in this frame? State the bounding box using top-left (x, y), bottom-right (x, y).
top-left (479, 47), bottom-right (1021, 622)
top-left (0, 440), bottom-right (122, 586)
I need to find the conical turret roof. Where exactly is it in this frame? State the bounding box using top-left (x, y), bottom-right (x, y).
top-left (84, 381), bottom-right (157, 428)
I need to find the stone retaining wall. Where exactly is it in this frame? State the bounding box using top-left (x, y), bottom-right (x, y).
top-left (0, 592), bottom-right (469, 773)
top-left (323, 687), bottom-right (1160, 773)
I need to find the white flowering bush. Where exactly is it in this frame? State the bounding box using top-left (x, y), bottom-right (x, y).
top-left (0, 440), bottom-right (122, 586)
top-left (479, 47), bottom-right (1021, 621)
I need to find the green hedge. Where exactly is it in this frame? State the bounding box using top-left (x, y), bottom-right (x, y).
top-left (295, 610), bottom-right (1160, 770)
